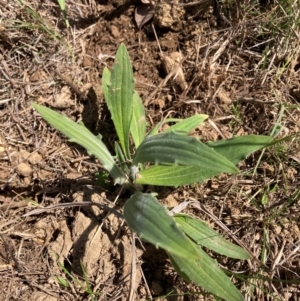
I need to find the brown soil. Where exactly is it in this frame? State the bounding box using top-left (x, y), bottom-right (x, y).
top-left (1, 0), bottom-right (300, 300)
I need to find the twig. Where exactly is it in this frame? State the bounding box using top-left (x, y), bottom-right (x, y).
top-left (140, 265), bottom-right (152, 299)
top-left (235, 97), bottom-right (276, 105)
top-left (172, 0), bottom-right (211, 7)
top-left (208, 118), bottom-right (230, 139)
top-left (0, 55), bottom-right (18, 87)
top-left (128, 233), bottom-right (137, 301)
top-left (22, 201), bottom-right (123, 219)
top-left (0, 98), bottom-right (14, 104)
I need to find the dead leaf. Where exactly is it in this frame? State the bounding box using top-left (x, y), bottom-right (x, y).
top-left (160, 52), bottom-right (188, 93)
top-left (135, 3), bottom-right (155, 29)
top-left (218, 89), bottom-right (232, 104)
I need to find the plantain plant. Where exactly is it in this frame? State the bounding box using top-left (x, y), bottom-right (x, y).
top-left (32, 44), bottom-right (273, 301)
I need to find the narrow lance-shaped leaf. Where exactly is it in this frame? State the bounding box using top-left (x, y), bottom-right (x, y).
top-left (133, 131), bottom-right (238, 174)
top-left (169, 249), bottom-right (244, 301)
top-left (32, 103), bottom-right (126, 184)
top-left (136, 165), bottom-right (221, 186)
top-left (164, 114), bottom-right (208, 134)
top-left (106, 44), bottom-right (134, 159)
top-left (123, 192), bottom-right (201, 259)
top-left (174, 214), bottom-right (251, 259)
top-left (207, 135), bottom-right (273, 164)
top-left (130, 91), bottom-right (146, 148)
top-left (136, 135), bottom-right (273, 186)
top-left (149, 114), bottom-right (208, 136)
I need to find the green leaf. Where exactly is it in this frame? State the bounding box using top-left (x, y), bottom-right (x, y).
top-left (169, 255), bottom-right (191, 283)
top-left (136, 165), bottom-right (220, 186)
top-left (54, 276), bottom-right (69, 287)
top-left (123, 192), bottom-right (201, 259)
top-left (32, 103), bottom-right (126, 184)
top-left (114, 141), bottom-right (130, 175)
top-left (56, 0), bottom-right (69, 27)
top-left (207, 135), bottom-right (272, 164)
top-left (169, 250), bottom-right (244, 301)
top-left (102, 67), bottom-right (111, 102)
top-left (133, 131), bottom-right (238, 174)
top-left (164, 114), bottom-right (208, 133)
top-left (106, 44), bottom-right (134, 159)
top-left (136, 135), bottom-right (272, 186)
top-left (149, 114), bottom-right (208, 136)
top-left (130, 91), bottom-right (146, 148)
top-left (57, 0), bottom-right (65, 10)
top-left (174, 214), bottom-right (251, 259)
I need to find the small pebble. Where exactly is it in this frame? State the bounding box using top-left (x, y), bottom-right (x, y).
top-left (16, 162), bottom-right (33, 177)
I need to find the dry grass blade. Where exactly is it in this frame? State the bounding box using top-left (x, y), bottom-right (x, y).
top-left (23, 202), bottom-right (123, 218)
top-left (128, 233), bottom-right (137, 301)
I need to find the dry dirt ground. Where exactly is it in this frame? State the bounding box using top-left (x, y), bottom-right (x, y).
top-left (1, 0), bottom-right (300, 300)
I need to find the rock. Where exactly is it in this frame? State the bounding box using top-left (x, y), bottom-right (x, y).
top-left (16, 163), bottom-right (33, 177)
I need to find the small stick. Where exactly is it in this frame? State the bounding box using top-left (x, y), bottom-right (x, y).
top-left (140, 265), bottom-right (152, 299)
top-left (0, 55), bottom-right (18, 87)
top-left (23, 201), bottom-right (123, 219)
top-left (128, 233), bottom-right (137, 301)
top-left (235, 97), bottom-right (276, 105)
top-left (175, 0), bottom-right (211, 7)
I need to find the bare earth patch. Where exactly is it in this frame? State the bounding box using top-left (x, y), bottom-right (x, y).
top-left (0, 0), bottom-right (300, 300)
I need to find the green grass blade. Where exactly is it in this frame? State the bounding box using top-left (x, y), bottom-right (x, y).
top-left (130, 91), bottom-right (146, 148)
top-left (32, 103), bottom-right (126, 184)
top-left (106, 44), bottom-right (134, 159)
top-left (174, 214), bottom-right (251, 259)
top-left (207, 135), bottom-right (273, 164)
top-left (56, 0), bottom-right (69, 27)
top-left (124, 192), bottom-right (201, 259)
top-left (133, 131), bottom-right (238, 174)
top-left (56, 0), bottom-right (65, 10)
top-left (169, 250), bottom-right (244, 301)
